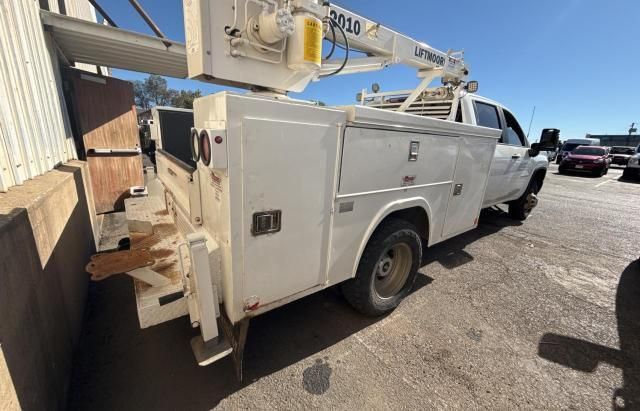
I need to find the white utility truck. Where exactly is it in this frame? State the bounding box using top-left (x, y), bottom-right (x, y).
top-left (89, 0), bottom-right (557, 377)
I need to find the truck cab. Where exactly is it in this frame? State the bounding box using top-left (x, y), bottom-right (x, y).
top-left (456, 94), bottom-right (549, 211)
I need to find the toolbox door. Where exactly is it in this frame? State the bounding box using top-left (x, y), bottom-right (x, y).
top-left (241, 118), bottom-right (339, 305)
top-left (442, 135), bottom-right (496, 238)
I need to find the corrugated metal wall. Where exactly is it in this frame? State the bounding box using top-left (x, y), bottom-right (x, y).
top-left (0, 0), bottom-right (98, 192)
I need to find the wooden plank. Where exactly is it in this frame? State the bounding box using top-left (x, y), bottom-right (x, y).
top-left (86, 249), bottom-right (154, 280)
top-left (69, 69), bottom-right (143, 213)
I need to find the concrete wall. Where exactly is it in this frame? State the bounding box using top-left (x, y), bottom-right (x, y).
top-left (0, 160), bottom-right (98, 410)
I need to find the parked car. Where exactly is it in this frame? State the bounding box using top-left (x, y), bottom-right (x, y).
top-left (555, 138), bottom-right (601, 164)
top-left (558, 146), bottom-right (611, 176)
top-left (622, 145), bottom-right (640, 180)
top-left (609, 146), bottom-right (636, 166)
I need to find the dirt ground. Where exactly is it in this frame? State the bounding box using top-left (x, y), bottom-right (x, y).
top-left (67, 164), bottom-right (640, 410)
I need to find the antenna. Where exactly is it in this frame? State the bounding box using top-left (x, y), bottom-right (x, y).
top-left (526, 106), bottom-right (536, 139)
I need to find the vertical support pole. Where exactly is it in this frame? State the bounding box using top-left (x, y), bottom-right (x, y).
top-left (447, 86), bottom-right (462, 122)
top-left (186, 233), bottom-right (219, 342)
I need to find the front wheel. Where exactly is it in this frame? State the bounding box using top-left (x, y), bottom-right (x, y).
top-left (508, 179), bottom-right (540, 221)
top-left (342, 219), bottom-right (422, 317)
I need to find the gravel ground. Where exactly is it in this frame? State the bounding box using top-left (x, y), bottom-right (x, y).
top-left (68, 164), bottom-right (640, 410)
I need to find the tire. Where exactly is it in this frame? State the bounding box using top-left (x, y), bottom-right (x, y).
top-left (558, 167), bottom-right (565, 174)
top-left (341, 219), bottom-right (422, 317)
top-left (508, 179), bottom-right (540, 221)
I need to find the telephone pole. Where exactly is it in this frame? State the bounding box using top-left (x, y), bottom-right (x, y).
top-left (629, 122), bottom-right (637, 146)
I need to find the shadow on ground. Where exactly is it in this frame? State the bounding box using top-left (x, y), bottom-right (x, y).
top-left (422, 206), bottom-right (522, 270)
top-left (537, 260), bottom-right (640, 410)
top-left (67, 207), bottom-right (518, 410)
top-left (618, 176), bottom-right (640, 184)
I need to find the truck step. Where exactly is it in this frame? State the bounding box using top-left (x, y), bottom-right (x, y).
top-left (190, 335), bottom-right (233, 366)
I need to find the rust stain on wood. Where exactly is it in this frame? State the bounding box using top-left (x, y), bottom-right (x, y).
top-left (86, 249), bottom-right (154, 281)
top-left (130, 222), bottom-right (186, 292)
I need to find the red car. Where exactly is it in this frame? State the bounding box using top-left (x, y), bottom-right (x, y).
top-left (558, 146), bottom-right (611, 177)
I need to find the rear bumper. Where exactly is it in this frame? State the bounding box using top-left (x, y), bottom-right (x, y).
top-left (611, 158), bottom-right (630, 166)
top-left (560, 162), bottom-right (605, 172)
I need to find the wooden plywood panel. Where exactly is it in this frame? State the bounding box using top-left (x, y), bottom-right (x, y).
top-left (69, 70), bottom-right (143, 213)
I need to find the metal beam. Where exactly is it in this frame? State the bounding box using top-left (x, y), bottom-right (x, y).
top-left (127, 0), bottom-right (171, 47)
top-left (86, 0), bottom-right (118, 27)
top-left (41, 10), bottom-right (188, 78)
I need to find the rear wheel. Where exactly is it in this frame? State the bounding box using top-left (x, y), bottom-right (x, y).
top-left (342, 219), bottom-right (422, 317)
top-left (508, 179), bottom-right (539, 221)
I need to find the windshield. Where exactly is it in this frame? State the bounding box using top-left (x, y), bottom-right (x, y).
top-left (611, 147), bottom-right (635, 155)
top-left (572, 147), bottom-right (605, 156)
top-left (561, 143), bottom-right (581, 152)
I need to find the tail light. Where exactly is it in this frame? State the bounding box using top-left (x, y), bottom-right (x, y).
top-left (197, 129), bottom-right (227, 171)
top-left (190, 128), bottom-right (200, 162)
top-left (199, 130), bottom-right (211, 166)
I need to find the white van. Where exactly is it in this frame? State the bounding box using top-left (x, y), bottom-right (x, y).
top-left (556, 138), bottom-right (601, 164)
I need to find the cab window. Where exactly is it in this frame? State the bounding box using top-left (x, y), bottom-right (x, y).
top-left (474, 101), bottom-right (501, 129)
top-left (502, 109), bottom-right (526, 146)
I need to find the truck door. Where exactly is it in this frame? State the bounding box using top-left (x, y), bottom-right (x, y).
top-left (472, 100), bottom-right (509, 206)
top-left (498, 108), bottom-right (532, 201)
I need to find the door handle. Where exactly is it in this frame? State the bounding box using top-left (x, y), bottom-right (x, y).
top-left (511, 155), bottom-right (521, 160)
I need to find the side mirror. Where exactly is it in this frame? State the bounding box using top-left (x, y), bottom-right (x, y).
top-left (538, 128), bottom-right (560, 151)
top-left (529, 142), bottom-right (541, 157)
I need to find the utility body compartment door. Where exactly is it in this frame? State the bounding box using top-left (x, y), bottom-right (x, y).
top-left (330, 124), bottom-right (496, 285)
top-left (441, 136), bottom-right (495, 238)
top-left (241, 118), bottom-right (339, 305)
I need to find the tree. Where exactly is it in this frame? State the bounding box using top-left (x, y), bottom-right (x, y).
top-left (133, 74), bottom-right (202, 110)
top-left (171, 89), bottom-right (202, 109)
top-left (133, 80), bottom-right (149, 110)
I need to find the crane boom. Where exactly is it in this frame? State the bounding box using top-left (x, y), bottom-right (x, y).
top-left (321, 4), bottom-right (468, 83)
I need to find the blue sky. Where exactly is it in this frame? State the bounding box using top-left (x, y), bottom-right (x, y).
top-left (105, 0), bottom-right (639, 140)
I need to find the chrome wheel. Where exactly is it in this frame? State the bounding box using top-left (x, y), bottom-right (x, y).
top-left (374, 243), bottom-right (412, 299)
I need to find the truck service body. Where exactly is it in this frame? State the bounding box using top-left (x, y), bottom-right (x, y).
top-left (90, 0), bottom-right (558, 372)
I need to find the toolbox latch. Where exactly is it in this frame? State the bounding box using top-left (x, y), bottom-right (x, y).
top-left (252, 210), bottom-right (282, 235)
